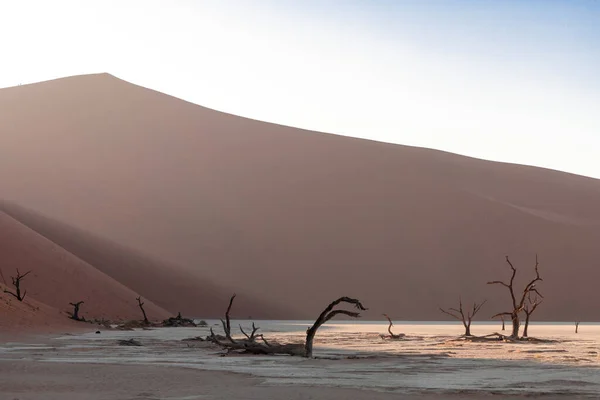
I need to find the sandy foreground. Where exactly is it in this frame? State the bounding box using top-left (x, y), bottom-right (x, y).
top-left (0, 360), bottom-right (589, 400)
top-left (1, 323), bottom-right (598, 400)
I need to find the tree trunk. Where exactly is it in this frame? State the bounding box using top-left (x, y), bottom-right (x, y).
top-left (511, 313), bottom-right (520, 338)
top-left (522, 313), bottom-right (531, 338)
top-left (304, 297), bottom-right (366, 358)
top-left (464, 323), bottom-right (471, 337)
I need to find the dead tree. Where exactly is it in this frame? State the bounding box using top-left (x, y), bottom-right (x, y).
top-left (381, 314), bottom-right (405, 339)
top-left (501, 316), bottom-right (506, 331)
top-left (575, 322), bottom-right (580, 333)
top-left (439, 297), bottom-right (486, 337)
top-left (239, 322), bottom-right (260, 341)
top-left (209, 295), bottom-right (366, 358)
top-left (3, 269), bottom-right (31, 301)
top-left (69, 301), bottom-right (85, 321)
top-left (220, 294), bottom-right (236, 343)
top-left (305, 297), bottom-right (367, 358)
top-left (487, 255), bottom-right (543, 338)
top-left (136, 296), bottom-right (149, 324)
top-left (522, 292), bottom-right (542, 338)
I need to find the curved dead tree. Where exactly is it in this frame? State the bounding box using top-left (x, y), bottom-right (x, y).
top-left (3, 269), bottom-right (31, 302)
top-left (487, 255), bottom-right (543, 338)
top-left (209, 295), bottom-right (366, 358)
top-left (439, 297), bottom-right (486, 337)
top-left (305, 297), bottom-right (367, 358)
top-left (136, 296), bottom-right (149, 324)
top-left (575, 322), bottom-right (580, 333)
top-left (381, 314), bottom-right (405, 339)
top-left (69, 301), bottom-right (85, 321)
top-left (522, 292), bottom-right (542, 338)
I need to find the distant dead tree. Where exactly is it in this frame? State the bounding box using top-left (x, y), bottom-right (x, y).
top-left (381, 314), bottom-right (405, 339)
top-left (522, 292), bottom-right (542, 338)
top-left (69, 301), bottom-right (85, 321)
top-left (500, 316), bottom-right (506, 331)
top-left (439, 297), bottom-right (486, 337)
top-left (136, 296), bottom-right (149, 324)
top-left (575, 322), bottom-right (580, 333)
top-left (487, 255), bottom-right (543, 338)
top-left (3, 269), bottom-right (31, 301)
top-left (209, 295), bottom-right (366, 358)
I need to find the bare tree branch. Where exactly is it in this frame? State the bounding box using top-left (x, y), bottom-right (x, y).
top-left (305, 297), bottom-right (367, 357)
top-left (3, 269), bottom-right (31, 301)
top-left (488, 255), bottom-right (543, 338)
top-left (382, 314), bottom-right (405, 339)
top-left (439, 297), bottom-right (486, 336)
top-left (136, 296), bottom-right (149, 324)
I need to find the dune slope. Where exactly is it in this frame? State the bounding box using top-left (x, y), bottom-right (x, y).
top-left (0, 210), bottom-right (170, 323)
top-left (1, 74), bottom-right (599, 320)
top-left (1, 203), bottom-right (296, 319)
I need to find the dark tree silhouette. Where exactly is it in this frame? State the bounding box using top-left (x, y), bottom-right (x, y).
top-left (239, 322), bottom-right (260, 341)
top-left (522, 292), bottom-right (542, 338)
top-left (381, 314), bottom-right (405, 339)
top-left (439, 297), bottom-right (486, 336)
top-left (136, 296), bottom-right (149, 324)
top-left (488, 255), bottom-right (543, 338)
top-left (220, 294), bottom-right (236, 343)
top-left (3, 269), bottom-right (31, 301)
top-left (305, 297), bottom-right (366, 357)
top-left (210, 295), bottom-right (366, 358)
top-left (575, 322), bottom-right (580, 333)
top-left (69, 301), bottom-right (85, 321)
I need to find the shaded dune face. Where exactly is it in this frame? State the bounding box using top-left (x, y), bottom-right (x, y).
top-left (0, 203), bottom-right (296, 320)
top-left (1, 74), bottom-right (599, 321)
top-left (0, 210), bottom-right (170, 322)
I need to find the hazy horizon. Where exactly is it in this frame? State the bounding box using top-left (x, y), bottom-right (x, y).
top-left (2, 1), bottom-right (599, 178)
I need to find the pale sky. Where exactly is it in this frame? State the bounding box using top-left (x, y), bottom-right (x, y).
top-left (2, 0), bottom-right (599, 178)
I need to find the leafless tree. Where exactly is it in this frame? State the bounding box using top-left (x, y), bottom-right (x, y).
top-left (501, 316), bottom-right (505, 331)
top-left (69, 301), bottom-right (85, 321)
top-left (381, 314), bottom-right (405, 339)
top-left (209, 295), bottom-right (366, 358)
top-left (575, 322), bottom-right (580, 333)
top-left (439, 297), bottom-right (486, 336)
top-left (136, 296), bottom-right (149, 324)
top-left (522, 292), bottom-right (542, 338)
top-left (487, 255), bottom-right (543, 338)
top-left (305, 297), bottom-right (367, 357)
top-left (3, 269), bottom-right (31, 301)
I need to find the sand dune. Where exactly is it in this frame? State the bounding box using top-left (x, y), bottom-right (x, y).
top-left (1, 203), bottom-right (296, 319)
top-left (0, 210), bottom-right (170, 324)
top-left (1, 73), bottom-right (599, 321)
